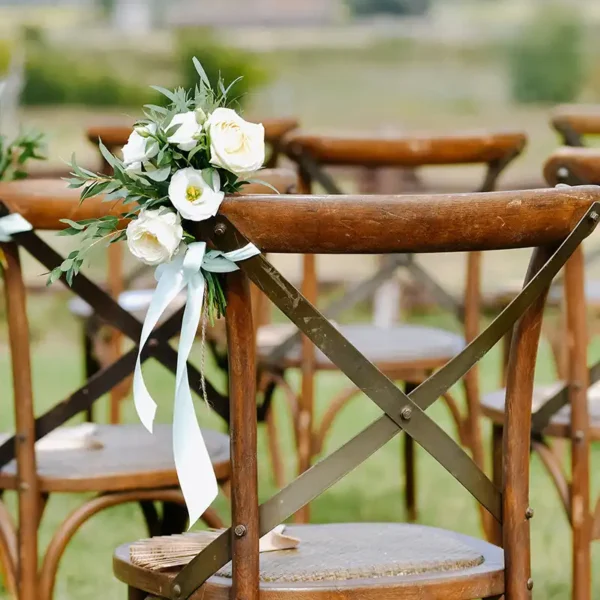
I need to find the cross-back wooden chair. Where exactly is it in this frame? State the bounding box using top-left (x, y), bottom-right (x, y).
top-left (258, 130), bottom-right (526, 524)
top-left (79, 118), bottom-right (299, 424)
top-left (114, 185), bottom-right (600, 600)
top-left (0, 175), bottom-right (291, 600)
top-left (479, 152), bottom-right (600, 599)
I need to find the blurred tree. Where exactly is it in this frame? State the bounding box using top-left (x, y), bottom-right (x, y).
top-left (509, 1), bottom-right (584, 104)
top-left (98, 0), bottom-right (115, 18)
top-left (347, 0), bottom-right (431, 17)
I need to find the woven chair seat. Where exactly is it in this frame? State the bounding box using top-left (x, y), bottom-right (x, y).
top-left (257, 323), bottom-right (464, 370)
top-left (114, 523), bottom-right (504, 599)
top-left (482, 382), bottom-right (600, 438)
top-left (0, 424), bottom-right (230, 493)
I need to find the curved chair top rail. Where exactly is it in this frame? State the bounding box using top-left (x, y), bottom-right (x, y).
top-left (2, 183), bottom-right (592, 254)
top-left (283, 130), bottom-right (527, 167)
top-left (86, 117), bottom-right (299, 150)
top-left (0, 168), bottom-right (296, 230)
top-left (551, 104), bottom-right (600, 137)
top-left (544, 147), bottom-right (600, 186)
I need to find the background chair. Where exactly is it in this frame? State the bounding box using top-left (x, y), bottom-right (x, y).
top-left (114, 184), bottom-right (599, 600)
top-left (258, 129), bottom-right (526, 526)
top-left (480, 149), bottom-right (600, 599)
top-left (0, 183), bottom-right (232, 600)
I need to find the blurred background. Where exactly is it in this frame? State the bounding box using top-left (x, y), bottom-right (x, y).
top-left (0, 0), bottom-right (597, 183)
top-left (1, 1), bottom-right (600, 598)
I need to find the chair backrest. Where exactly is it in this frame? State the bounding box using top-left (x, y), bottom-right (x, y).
top-left (161, 185), bottom-right (600, 600)
top-left (551, 104), bottom-right (600, 147)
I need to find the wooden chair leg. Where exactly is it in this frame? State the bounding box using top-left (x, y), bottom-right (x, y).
top-left (266, 403), bottom-right (286, 489)
top-left (490, 423), bottom-right (503, 547)
top-left (128, 585), bottom-right (147, 600)
top-left (403, 382), bottom-right (418, 522)
top-left (403, 434), bottom-right (417, 522)
top-left (160, 502), bottom-right (188, 535)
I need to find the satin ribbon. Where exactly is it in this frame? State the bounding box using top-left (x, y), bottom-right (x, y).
top-left (0, 213), bottom-right (33, 241)
top-left (133, 241), bottom-right (260, 527)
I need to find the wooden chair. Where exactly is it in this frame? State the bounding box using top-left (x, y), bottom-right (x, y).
top-left (551, 104), bottom-right (600, 147)
top-left (259, 130), bottom-right (525, 524)
top-left (479, 151), bottom-right (600, 599)
top-left (0, 181), bottom-right (236, 600)
top-left (81, 119), bottom-right (299, 424)
top-left (114, 184), bottom-right (600, 600)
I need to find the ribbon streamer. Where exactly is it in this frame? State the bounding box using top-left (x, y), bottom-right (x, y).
top-left (133, 241), bottom-right (260, 527)
top-left (0, 213), bottom-right (33, 241)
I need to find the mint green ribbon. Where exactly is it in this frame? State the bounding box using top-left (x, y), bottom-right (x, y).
top-left (133, 241), bottom-right (259, 527)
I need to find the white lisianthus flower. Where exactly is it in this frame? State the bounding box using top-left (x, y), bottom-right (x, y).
top-left (166, 111), bottom-right (203, 152)
top-left (122, 124), bottom-right (159, 171)
top-left (168, 167), bottom-right (224, 222)
top-left (206, 108), bottom-right (265, 176)
top-left (126, 207), bottom-right (183, 266)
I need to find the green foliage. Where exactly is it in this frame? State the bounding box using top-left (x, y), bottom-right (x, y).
top-left (348, 0), bottom-right (431, 17)
top-left (176, 28), bottom-right (269, 108)
top-left (22, 45), bottom-right (154, 107)
top-left (0, 39), bottom-right (13, 75)
top-left (0, 131), bottom-right (46, 182)
top-left (508, 3), bottom-right (585, 105)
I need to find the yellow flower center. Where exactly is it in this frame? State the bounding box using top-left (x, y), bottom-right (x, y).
top-left (186, 185), bottom-right (203, 203)
top-left (141, 232), bottom-right (160, 247)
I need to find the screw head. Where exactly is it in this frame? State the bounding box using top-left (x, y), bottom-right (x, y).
top-left (527, 578), bottom-right (534, 591)
top-left (574, 430), bottom-right (585, 442)
top-left (400, 407), bottom-right (412, 421)
top-left (172, 583), bottom-right (182, 597)
top-left (590, 211), bottom-right (599, 223)
top-left (234, 524), bottom-right (247, 537)
top-left (214, 222), bottom-right (227, 236)
top-left (525, 507), bottom-right (534, 519)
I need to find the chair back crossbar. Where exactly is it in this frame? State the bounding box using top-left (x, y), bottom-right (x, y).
top-left (149, 187), bottom-right (600, 600)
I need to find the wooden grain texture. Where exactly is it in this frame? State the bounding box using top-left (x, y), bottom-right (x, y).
top-left (564, 247), bottom-right (592, 600)
top-left (2, 242), bottom-right (41, 600)
top-left (544, 147), bottom-right (600, 186)
top-left (0, 169), bottom-right (296, 231)
top-left (284, 130), bottom-right (526, 167)
top-left (502, 246), bottom-right (552, 600)
top-left (225, 270), bottom-right (259, 600)
top-left (551, 104), bottom-right (600, 137)
top-left (214, 186), bottom-right (600, 254)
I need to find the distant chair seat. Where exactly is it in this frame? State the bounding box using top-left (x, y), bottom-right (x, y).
top-left (0, 424), bottom-right (230, 493)
top-left (257, 323), bottom-right (465, 370)
top-left (481, 382), bottom-right (600, 439)
top-left (68, 289), bottom-right (187, 321)
top-left (114, 523), bottom-right (504, 599)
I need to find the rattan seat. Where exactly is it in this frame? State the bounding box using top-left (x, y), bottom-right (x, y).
top-left (257, 323), bottom-right (464, 370)
top-left (481, 382), bottom-right (600, 438)
top-left (114, 523), bottom-right (504, 599)
top-left (0, 424), bottom-right (230, 493)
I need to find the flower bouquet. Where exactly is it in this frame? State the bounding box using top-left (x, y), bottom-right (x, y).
top-left (52, 59), bottom-right (270, 525)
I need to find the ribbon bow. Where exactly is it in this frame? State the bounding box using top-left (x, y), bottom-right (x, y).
top-left (133, 241), bottom-right (259, 526)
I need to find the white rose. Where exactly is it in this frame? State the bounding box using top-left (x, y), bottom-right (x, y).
top-left (122, 124), bottom-right (159, 167)
top-left (126, 207), bottom-right (183, 266)
top-left (167, 111), bottom-right (203, 152)
top-left (168, 167), bottom-right (224, 222)
top-left (206, 108), bottom-right (265, 176)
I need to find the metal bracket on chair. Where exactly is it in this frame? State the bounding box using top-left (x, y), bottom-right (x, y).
top-left (170, 204), bottom-right (599, 600)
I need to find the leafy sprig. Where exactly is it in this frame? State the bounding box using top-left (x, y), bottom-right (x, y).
top-left (0, 131), bottom-right (46, 182)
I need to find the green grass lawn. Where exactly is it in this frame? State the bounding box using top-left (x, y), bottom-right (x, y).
top-left (1, 290), bottom-right (599, 599)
